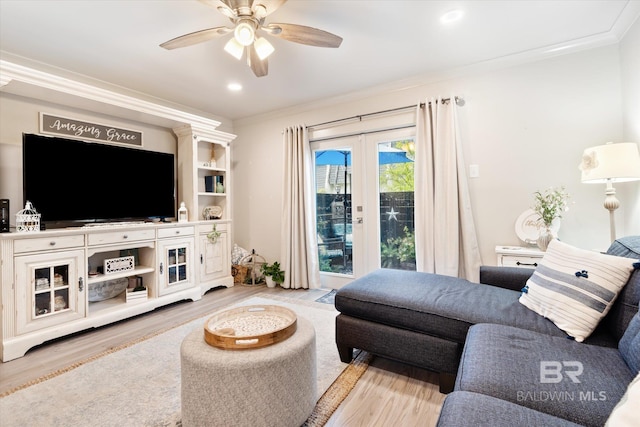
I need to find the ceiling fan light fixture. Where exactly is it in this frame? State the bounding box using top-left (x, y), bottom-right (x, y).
top-left (224, 37), bottom-right (244, 60)
top-left (253, 4), bottom-right (267, 20)
top-left (234, 20), bottom-right (255, 46)
top-left (254, 37), bottom-right (275, 60)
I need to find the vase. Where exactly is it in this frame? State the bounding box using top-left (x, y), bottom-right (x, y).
top-left (537, 227), bottom-right (554, 251)
top-left (265, 276), bottom-right (276, 288)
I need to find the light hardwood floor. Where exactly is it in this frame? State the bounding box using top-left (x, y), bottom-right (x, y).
top-left (0, 285), bottom-right (446, 426)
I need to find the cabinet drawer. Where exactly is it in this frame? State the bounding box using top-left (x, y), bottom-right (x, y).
top-left (88, 229), bottom-right (155, 246)
top-left (501, 255), bottom-right (541, 268)
top-left (14, 235), bottom-right (85, 253)
top-left (198, 223), bottom-right (227, 234)
top-left (158, 226), bottom-right (195, 239)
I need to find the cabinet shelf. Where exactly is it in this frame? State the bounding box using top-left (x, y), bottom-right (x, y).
top-left (88, 291), bottom-right (131, 315)
top-left (35, 285), bottom-right (69, 294)
top-left (198, 192), bottom-right (227, 197)
top-left (87, 266), bottom-right (154, 285)
top-left (198, 165), bottom-right (226, 172)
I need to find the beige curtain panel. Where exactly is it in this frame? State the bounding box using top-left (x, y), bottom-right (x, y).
top-left (281, 125), bottom-right (321, 289)
top-left (414, 97), bottom-right (482, 282)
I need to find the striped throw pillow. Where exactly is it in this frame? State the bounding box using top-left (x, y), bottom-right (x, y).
top-left (519, 239), bottom-right (638, 342)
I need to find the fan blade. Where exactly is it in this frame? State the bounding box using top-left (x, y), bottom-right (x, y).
top-left (247, 45), bottom-right (268, 77)
top-left (160, 27), bottom-right (232, 50)
top-left (265, 23), bottom-right (342, 48)
top-left (253, 0), bottom-right (287, 18)
top-left (198, 0), bottom-right (233, 13)
top-left (198, 0), bottom-right (237, 19)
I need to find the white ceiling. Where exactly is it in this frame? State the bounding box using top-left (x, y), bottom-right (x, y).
top-left (1, 1), bottom-right (638, 122)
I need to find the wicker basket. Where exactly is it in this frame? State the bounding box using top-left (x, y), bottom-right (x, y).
top-left (16, 201), bottom-right (41, 233)
top-left (232, 264), bottom-right (249, 284)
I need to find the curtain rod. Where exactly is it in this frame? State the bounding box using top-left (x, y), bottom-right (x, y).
top-left (307, 96), bottom-right (464, 130)
top-left (308, 123), bottom-right (416, 143)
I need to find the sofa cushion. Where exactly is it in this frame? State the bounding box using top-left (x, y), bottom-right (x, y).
top-left (603, 236), bottom-right (640, 340)
top-left (335, 269), bottom-right (575, 345)
top-left (455, 323), bottom-right (634, 427)
top-left (606, 235), bottom-right (640, 259)
top-left (519, 239), bottom-right (637, 342)
top-left (436, 391), bottom-right (583, 427)
top-left (618, 307), bottom-right (640, 375)
top-left (605, 372), bottom-right (640, 427)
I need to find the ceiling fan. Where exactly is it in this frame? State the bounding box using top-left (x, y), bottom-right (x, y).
top-left (160, 0), bottom-right (343, 77)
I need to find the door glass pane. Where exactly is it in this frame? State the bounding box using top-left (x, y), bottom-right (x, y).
top-left (315, 149), bottom-right (353, 275)
top-left (378, 139), bottom-right (416, 271)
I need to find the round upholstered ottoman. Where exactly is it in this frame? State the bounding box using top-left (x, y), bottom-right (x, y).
top-left (180, 315), bottom-right (317, 427)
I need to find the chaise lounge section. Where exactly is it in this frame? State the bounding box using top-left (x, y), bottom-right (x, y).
top-left (334, 236), bottom-right (640, 424)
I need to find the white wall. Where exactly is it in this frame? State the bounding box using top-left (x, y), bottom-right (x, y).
top-left (232, 44), bottom-right (632, 267)
top-left (620, 16), bottom-right (640, 236)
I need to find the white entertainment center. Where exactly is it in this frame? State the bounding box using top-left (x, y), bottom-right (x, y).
top-left (0, 60), bottom-right (236, 362)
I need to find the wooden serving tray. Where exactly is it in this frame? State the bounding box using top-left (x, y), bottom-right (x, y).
top-left (204, 305), bottom-right (297, 350)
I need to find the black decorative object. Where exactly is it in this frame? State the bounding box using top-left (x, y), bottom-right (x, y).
top-left (0, 199), bottom-right (9, 232)
top-left (575, 270), bottom-right (589, 278)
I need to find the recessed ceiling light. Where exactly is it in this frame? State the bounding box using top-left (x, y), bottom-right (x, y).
top-left (227, 83), bottom-right (242, 92)
top-left (440, 9), bottom-right (464, 24)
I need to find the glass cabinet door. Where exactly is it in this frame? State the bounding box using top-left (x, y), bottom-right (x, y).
top-left (16, 249), bottom-right (86, 335)
top-left (167, 247), bottom-right (188, 285)
top-left (158, 238), bottom-right (194, 296)
top-left (34, 264), bottom-right (71, 317)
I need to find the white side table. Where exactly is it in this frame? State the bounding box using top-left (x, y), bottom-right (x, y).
top-left (495, 246), bottom-right (544, 268)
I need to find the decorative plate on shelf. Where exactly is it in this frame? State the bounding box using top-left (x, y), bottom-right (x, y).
top-left (202, 205), bottom-right (222, 220)
top-left (515, 209), bottom-right (543, 246)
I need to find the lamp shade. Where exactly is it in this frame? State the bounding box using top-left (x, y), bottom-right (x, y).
top-left (234, 21), bottom-right (255, 46)
top-left (224, 37), bottom-right (244, 60)
top-left (580, 142), bottom-right (640, 184)
top-left (254, 37), bottom-right (274, 60)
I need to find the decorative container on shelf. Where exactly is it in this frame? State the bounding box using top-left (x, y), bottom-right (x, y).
top-left (126, 287), bottom-right (148, 302)
top-left (178, 202), bottom-right (188, 222)
top-left (537, 228), bottom-right (555, 251)
top-left (202, 205), bottom-right (222, 220)
top-left (88, 278), bottom-right (129, 302)
top-left (16, 201), bottom-right (41, 233)
top-left (104, 256), bottom-right (135, 274)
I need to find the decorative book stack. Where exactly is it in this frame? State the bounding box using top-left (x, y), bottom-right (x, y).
top-left (204, 175), bottom-right (224, 193)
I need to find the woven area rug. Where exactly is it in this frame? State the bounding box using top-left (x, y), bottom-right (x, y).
top-left (0, 293), bottom-right (370, 426)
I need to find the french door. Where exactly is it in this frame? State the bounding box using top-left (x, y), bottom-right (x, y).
top-left (311, 127), bottom-right (415, 288)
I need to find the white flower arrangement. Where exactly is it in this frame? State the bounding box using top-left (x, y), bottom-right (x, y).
top-left (532, 186), bottom-right (570, 227)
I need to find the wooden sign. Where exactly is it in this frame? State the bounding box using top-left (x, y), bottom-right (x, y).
top-left (40, 113), bottom-right (143, 146)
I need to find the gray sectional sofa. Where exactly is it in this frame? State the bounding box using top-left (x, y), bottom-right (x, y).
top-left (334, 236), bottom-right (640, 426)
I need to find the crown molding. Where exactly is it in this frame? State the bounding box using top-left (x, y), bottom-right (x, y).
top-left (0, 60), bottom-right (226, 133)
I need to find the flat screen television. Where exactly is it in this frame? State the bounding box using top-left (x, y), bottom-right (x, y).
top-left (23, 133), bottom-right (176, 227)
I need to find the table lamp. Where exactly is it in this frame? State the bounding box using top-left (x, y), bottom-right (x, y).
top-left (579, 142), bottom-right (640, 243)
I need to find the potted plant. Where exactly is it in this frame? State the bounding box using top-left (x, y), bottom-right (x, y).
top-left (532, 186), bottom-right (570, 250)
top-left (261, 261), bottom-right (285, 288)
